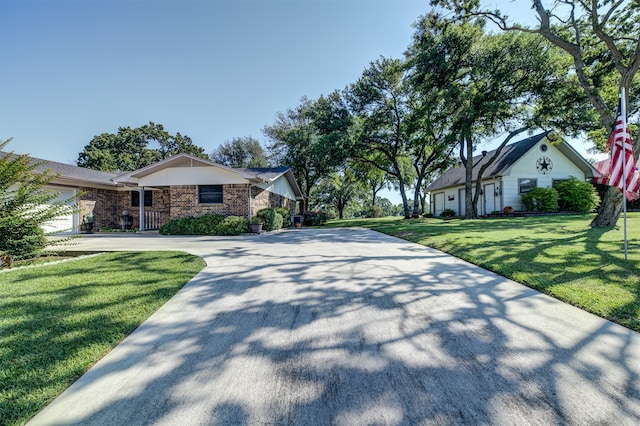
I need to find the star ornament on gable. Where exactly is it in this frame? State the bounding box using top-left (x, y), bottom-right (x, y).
top-left (536, 156), bottom-right (553, 174)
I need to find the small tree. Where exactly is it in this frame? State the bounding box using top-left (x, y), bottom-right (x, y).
top-left (0, 139), bottom-right (76, 260)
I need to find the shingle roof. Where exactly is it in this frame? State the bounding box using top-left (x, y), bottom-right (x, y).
top-left (0, 151), bottom-right (119, 185)
top-left (426, 133), bottom-right (548, 192)
top-left (238, 167), bottom-right (290, 181)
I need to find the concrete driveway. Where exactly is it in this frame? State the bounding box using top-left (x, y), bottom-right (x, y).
top-left (30, 228), bottom-right (640, 425)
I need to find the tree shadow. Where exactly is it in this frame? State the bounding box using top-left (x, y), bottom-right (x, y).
top-left (27, 228), bottom-right (640, 425)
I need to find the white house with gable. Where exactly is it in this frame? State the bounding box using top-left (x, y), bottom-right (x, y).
top-left (426, 132), bottom-right (598, 216)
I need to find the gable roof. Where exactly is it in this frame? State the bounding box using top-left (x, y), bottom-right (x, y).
top-left (240, 166), bottom-right (305, 200)
top-left (426, 132), bottom-right (597, 192)
top-left (2, 150), bottom-right (304, 198)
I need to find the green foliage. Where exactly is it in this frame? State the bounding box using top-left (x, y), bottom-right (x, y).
top-left (215, 216), bottom-right (249, 236)
top-left (264, 93), bottom-right (352, 211)
top-left (303, 210), bottom-right (329, 226)
top-left (312, 170), bottom-right (364, 220)
top-left (521, 187), bottom-right (559, 212)
top-left (159, 214), bottom-right (249, 236)
top-left (554, 178), bottom-right (600, 212)
top-left (440, 208), bottom-right (456, 218)
top-left (0, 252), bottom-right (204, 426)
top-left (257, 208), bottom-right (284, 231)
top-left (210, 136), bottom-right (269, 168)
top-left (276, 207), bottom-right (291, 227)
top-left (250, 216), bottom-right (264, 225)
top-left (0, 139), bottom-right (77, 260)
top-left (77, 121), bottom-right (208, 172)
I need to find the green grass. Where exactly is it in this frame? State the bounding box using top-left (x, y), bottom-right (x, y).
top-left (328, 213), bottom-right (640, 333)
top-left (0, 251), bottom-right (205, 426)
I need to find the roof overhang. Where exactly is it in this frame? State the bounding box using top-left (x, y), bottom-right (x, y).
top-left (113, 153), bottom-right (261, 183)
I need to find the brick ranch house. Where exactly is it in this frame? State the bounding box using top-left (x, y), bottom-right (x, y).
top-left (9, 152), bottom-right (304, 234)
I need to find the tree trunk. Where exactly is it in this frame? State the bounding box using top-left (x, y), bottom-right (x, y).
top-left (398, 179), bottom-right (411, 219)
top-left (412, 176), bottom-right (423, 218)
top-left (590, 187), bottom-right (624, 227)
top-left (463, 137), bottom-right (475, 219)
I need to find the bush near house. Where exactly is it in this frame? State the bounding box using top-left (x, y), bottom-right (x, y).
top-left (521, 187), bottom-right (559, 212)
top-left (440, 208), bottom-right (456, 218)
top-left (554, 178), bottom-right (600, 212)
top-left (159, 214), bottom-right (249, 236)
top-left (276, 207), bottom-right (291, 227)
top-left (257, 208), bottom-right (284, 231)
top-left (303, 210), bottom-right (329, 226)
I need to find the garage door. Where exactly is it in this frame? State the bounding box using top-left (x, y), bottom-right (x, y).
top-left (41, 187), bottom-right (78, 234)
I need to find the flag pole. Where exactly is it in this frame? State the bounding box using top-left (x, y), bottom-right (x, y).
top-left (621, 87), bottom-right (628, 260)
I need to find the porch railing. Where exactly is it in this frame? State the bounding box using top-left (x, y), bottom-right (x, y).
top-left (144, 210), bottom-right (162, 230)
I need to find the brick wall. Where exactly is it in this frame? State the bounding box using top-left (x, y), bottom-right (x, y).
top-left (78, 187), bottom-right (127, 231)
top-left (170, 184), bottom-right (249, 219)
top-left (81, 184), bottom-right (297, 230)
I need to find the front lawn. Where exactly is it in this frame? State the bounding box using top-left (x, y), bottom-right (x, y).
top-left (328, 213), bottom-right (640, 333)
top-left (0, 251), bottom-right (205, 426)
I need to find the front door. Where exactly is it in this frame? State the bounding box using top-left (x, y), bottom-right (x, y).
top-left (484, 183), bottom-right (495, 215)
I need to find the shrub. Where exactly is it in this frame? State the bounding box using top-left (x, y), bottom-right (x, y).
top-left (440, 209), bottom-right (456, 218)
top-left (214, 216), bottom-right (249, 235)
top-left (276, 207), bottom-right (291, 227)
top-left (0, 220), bottom-right (47, 260)
top-left (159, 214), bottom-right (225, 235)
top-left (521, 187), bottom-right (559, 212)
top-left (303, 210), bottom-right (329, 226)
top-left (554, 178), bottom-right (600, 212)
top-left (257, 208), bottom-right (284, 231)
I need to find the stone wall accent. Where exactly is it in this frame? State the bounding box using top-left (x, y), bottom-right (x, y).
top-left (251, 187), bottom-right (297, 215)
top-left (170, 184), bottom-right (249, 219)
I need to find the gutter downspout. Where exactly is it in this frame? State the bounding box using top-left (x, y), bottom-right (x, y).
top-left (138, 188), bottom-right (145, 231)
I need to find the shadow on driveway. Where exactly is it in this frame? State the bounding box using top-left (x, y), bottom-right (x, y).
top-left (31, 228), bottom-right (640, 425)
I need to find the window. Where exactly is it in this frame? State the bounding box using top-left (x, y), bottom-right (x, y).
top-left (518, 178), bottom-right (537, 194)
top-left (131, 190), bottom-right (153, 207)
top-left (199, 185), bottom-right (223, 204)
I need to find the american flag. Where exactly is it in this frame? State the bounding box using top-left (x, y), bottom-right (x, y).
top-left (595, 93), bottom-right (640, 201)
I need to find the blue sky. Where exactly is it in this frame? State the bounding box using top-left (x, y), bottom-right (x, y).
top-left (1, 0), bottom-right (598, 203)
top-left (1, 0), bottom-right (430, 164)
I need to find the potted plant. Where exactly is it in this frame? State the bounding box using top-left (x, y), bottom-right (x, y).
top-left (250, 216), bottom-right (263, 234)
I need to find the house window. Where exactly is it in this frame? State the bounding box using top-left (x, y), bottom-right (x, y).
top-left (131, 190), bottom-right (153, 207)
top-left (199, 185), bottom-right (223, 204)
top-left (519, 178), bottom-right (537, 194)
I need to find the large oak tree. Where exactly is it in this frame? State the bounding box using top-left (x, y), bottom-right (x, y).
top-left (77, 122), bottom-right (207, 172)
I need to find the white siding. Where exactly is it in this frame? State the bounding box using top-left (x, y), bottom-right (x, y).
top-left (504, 141), bottom-right (587, 210)
top-left (255, 175), bottom-right (296, 200)
top-left (138, 166), bottom-right (248, 186)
